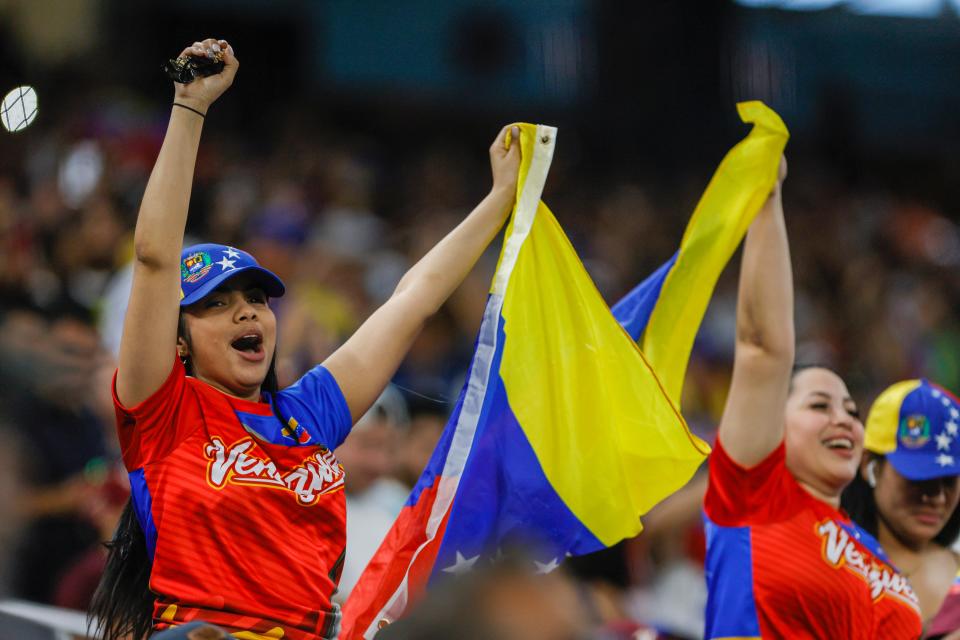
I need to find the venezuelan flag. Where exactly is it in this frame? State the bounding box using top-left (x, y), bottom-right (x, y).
top-left (341, 123), bottom-right (706, 639)
top-left (612, 101), bottom-right (789, 404)
top-left (342, 103), bottom-right (788, 639)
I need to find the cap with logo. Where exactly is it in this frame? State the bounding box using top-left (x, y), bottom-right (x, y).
top-left (179, 243), bottom-right (285, 307)
top-left (864, 379), bottom-right (960, 481)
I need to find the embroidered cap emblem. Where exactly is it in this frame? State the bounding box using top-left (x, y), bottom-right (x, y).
top-left (899, 414), bottom-right (931, 449)
top-left (181, 251), bottom-right (213, 283)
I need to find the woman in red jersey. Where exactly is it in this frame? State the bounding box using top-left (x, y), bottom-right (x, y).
top-left (841, 379), bottom-right (960, 635)
top-left (89, 38), bottom-right (521, 640)
top-left (702, 157), bottom-right (924, 639)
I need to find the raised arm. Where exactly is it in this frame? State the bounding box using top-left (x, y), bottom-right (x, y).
top-left (115, 39), bottom-right (238, 407)
top-left (323, 125), bottom-right (521, 421)
top-left (717, 157), bottom-right (793, 467)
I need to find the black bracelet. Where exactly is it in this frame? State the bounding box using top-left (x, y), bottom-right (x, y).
top-left (173, 102), bottom-right (206, 118)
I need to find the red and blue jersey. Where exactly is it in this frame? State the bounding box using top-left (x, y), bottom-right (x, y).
top-left (704, 439), bottom-right (922, 639)
top-left (112, 357), bottom-right (353, 639)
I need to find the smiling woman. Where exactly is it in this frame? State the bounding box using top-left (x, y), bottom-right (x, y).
top-left (701, 157), bottom-right (924, 639)
top-left (88, 37), bottom-right (522, 640)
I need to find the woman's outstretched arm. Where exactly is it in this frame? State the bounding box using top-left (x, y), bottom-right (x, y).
top-left (115, 38), bottom-right (238, 407)
top-left (717, 157), bottom-right (794, 467)
top-left (323, 124), bottom-right (521, 421)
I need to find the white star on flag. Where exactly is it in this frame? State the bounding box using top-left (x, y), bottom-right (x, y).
top-left (936, 432), bottom-right (952, 451)
top-left (534, 557), bottom-right (560, 574)
top-left (947, 421), bottom-right (959, 437)
top-left (937, 454), bottom-right (955, 467)
top-left (933, 389), bottom-right (943, 398)
top-left (442, 551), bottom-right (479, 575)
top-left (942, 397), bottom-right (951, 407)
top-left (216, 256), bottom-right (237, 271)
top-left (951, 407), bottom-right (959, 420)
top-left (223, 247), bottom-right (241, 259)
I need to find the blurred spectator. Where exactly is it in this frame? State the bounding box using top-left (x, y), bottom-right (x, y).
top-left (0, 300), bottom-right (124, 608)
top-left (336, 386), bottom-right (411, 600)
top-left (392, 404), bottom-right (447, 491)
top-left (377, 551), bottom-right (596, 640)
top-left (0, 422), bottom-right (26, 599)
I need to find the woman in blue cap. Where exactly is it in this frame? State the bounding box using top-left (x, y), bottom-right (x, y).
top-left (842, 380), bottom-right (960, 635)
top-left (90, 38), bottom-right (522, 640)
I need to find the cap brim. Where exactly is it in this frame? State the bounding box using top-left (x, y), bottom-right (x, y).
top-left (887, 449), bottom-right (960, 481)
top-left (180, 265), bottom-right (285, 306)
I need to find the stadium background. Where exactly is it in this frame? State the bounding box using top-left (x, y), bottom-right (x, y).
top-left (2, 0), bottom-right (960, 637)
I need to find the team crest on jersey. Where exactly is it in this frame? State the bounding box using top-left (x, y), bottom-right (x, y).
top-left (816, 519), bottom-right (919, 610)
top-left (204, 436), bottom-right (344, 505)
top-left (181, 251), bottom-right (213, 283)
top-left (899, 415), bottom-right (930, 448)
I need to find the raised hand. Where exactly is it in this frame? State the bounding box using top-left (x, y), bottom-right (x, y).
top-left (173, 38), bottom-right (239, 115)
top-left (489, 124), bottom-right (522, 199)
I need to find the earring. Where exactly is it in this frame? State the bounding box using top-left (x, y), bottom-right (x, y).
top-left (866, 460), bottom-right (878, 488)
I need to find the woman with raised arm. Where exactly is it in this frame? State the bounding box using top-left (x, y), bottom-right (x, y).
top-left (89, 38), bottom-right (521, 640)
top-left (701, 159), bottom-right (923, 639)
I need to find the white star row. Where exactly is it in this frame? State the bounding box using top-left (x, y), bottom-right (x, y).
top-left (215, 247), bottom-right (242, 272)
top-left (441, 551), bottom-right (479, 575)
top-left (216, 256), bottom-right (236, 271)
top-left (937, 432), bottom-right (953, 451)
top-left (441, 550), bottom-right (563, 576)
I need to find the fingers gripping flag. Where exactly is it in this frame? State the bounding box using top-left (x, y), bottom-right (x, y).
top-left (341, 122), bottom-right (711, 638)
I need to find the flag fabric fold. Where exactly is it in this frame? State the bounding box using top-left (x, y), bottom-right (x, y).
top-left (342, 102), bottom-right (788, 639)
top-left (612, 100), bottom-right (790, 404)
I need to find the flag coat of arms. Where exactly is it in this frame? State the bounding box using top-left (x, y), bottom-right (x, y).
top-left (342, 102), bottom-right (788, 639)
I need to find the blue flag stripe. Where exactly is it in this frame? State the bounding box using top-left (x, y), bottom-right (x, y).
top-left (429, 316), bottom-right (606, 582)
top-left (610, 251), bottom-right (679, 342)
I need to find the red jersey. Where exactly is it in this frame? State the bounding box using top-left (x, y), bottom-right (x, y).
top-left (703, 439), bottom-right (922, 639)
top-left (113, 358), bottom-right (353, 639)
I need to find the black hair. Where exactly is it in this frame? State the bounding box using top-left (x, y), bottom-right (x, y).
top-left (841, 455), bottom-right (960, 549)
top-left (89, 309), bottom-right (280, 639)
top-left (789, 363), bottom-right (841, 394)
top-left (88, 501), bottom-right (154, 640)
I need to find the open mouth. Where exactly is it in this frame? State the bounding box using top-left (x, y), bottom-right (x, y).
top-left (822, 437), bottom-right (854, 451)
top-left (231, 333), bottom-right (263, 355)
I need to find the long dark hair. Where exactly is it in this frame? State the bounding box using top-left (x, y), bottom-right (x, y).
top-left (88, 310), bottom-right (280, 639)
top-left (88, 501), bottom-right (154, 640)
top-left (841, 455), bottom-right (960, 550)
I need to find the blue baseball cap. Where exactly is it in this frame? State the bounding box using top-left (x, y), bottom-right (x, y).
top-left (179, 243), bottom-right (285, 306)
top-left (865, 379), bottom-right (960, 481)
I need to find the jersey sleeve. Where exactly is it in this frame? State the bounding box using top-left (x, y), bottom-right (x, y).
top-left (275, 365), bottom-right (353, 450)
top-left (704, 438), bottom-right (801, 526)
top-left (112, 357), bottom-right (193, 469)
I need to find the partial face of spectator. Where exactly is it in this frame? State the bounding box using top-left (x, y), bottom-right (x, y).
top-left (871, 459), bottom-right (960, 547)
top-left (41, 314), bottom-right (104, 405)
top-left (481, 570), bottom-right (589, 640)
top-left (395, 413), bottom-right (445, 488)
top-left (785, 367), bottom-right (864, 498)
top-left (336, 417), bottom-right (397, 496)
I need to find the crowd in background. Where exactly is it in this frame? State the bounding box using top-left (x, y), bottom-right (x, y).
top-left (0, 85), bottom-right (959, 639)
